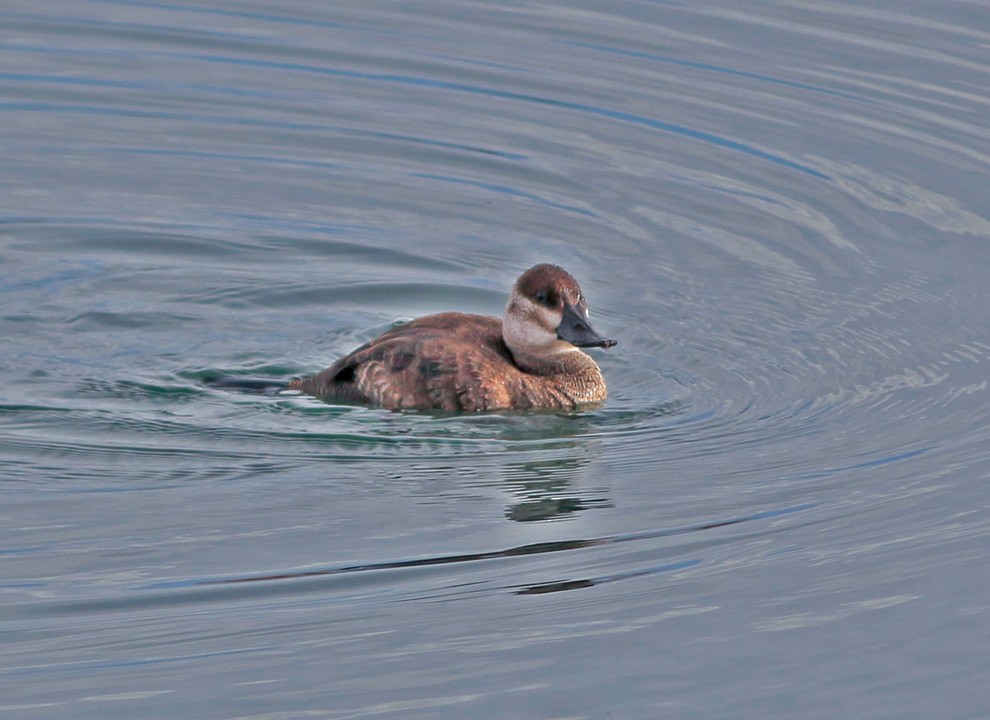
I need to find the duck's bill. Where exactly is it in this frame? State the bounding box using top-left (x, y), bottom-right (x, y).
top-left (557, 302), bottom-right (617, 349)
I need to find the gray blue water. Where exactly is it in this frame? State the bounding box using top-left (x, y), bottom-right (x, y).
top-left (3, 2), bottom-right (990, 718)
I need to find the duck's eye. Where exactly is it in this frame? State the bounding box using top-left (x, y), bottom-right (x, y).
top-left (533, 289), bottom-right (559, 306)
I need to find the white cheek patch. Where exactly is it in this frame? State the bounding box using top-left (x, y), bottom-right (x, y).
top-left (535, 305), bottom-right (559, 332)
top-left (503, 296), bottom-right (559, 351)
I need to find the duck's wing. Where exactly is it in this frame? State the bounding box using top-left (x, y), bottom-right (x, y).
top-left (292, 313), bottom-right (513, 410)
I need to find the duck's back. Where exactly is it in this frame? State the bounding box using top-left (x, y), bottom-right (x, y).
top-left (292, 313), bottom-right (519, 411)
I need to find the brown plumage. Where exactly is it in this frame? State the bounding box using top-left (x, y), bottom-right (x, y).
top-left (290, 264), bottom-right (616, 412)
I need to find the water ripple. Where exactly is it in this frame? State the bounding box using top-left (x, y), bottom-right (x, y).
top-left (3, 1), bottom-right (990, 714)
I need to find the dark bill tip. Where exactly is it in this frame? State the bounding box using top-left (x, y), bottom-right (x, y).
top-left (557, 302), bottom-right (616, 349)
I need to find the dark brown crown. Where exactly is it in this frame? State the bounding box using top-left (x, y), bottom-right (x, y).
top-left (514, 264), bottom-right (583, 309)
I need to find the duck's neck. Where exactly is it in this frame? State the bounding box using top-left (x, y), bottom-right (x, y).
top-left (510, 346), bottom-right (594, 376)
top-left (511, 348), bottom-right (607, 405)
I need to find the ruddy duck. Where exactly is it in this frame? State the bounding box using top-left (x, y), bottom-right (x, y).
top-left (290, 264), bottom-right (616, 412)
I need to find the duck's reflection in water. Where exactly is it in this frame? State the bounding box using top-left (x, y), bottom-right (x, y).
top-left (501, 452), bottom-right (612, 522)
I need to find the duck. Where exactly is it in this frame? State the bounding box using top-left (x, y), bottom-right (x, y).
top-left (289, 263), bottom-right (616, 412)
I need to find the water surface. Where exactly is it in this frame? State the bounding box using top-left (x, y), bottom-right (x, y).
top-left (3, 2), bottom-right (990, 718)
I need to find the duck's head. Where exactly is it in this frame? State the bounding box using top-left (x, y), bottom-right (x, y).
top-left (502, 263), bottom-right (616, 359)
